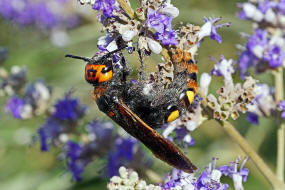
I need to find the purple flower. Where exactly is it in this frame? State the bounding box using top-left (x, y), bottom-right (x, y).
top-left (38, 127), bottom-right (48, 151)
top-left (246, 112), bottom-right (259, 125)
top-left (147, 8), bottom-right (177, 46)
top-left (5, 96), bottom-right (26, 119)
top-left (0, 0), bottom-right (34, 24)
top-left (155, 30), bottom-right (178, 46)
top-left (147, 8), bottom-right (172, 34)
top-left (238, 50), bottom-right (256, 79)
top-left (202, 17), bottom-right (231, 43)
top-left (52, 95), bottom-right (86, 121)
top-left (258, 0), bottom-right (276, 14)
top-left (38, 118), bottom-right (63, 151)
top-left (161, 169), bottom-right (189, 189)
top-left (107, 137), bottom-right (152, 177)
top-left (174, 128), bottom-right (195, 148)
top-left (277, 0), bottom-right (285, 14)
top-left (34, 3), bottom-right (57, 29)
top-left (219, 157), bottom-right (249, 190)
top-left (37, 94), bottom-right (86, 151)
top-left (93, 0), bottom-right (116, 18)
top-left (237, 29), bottom-right (285, 77)
top-left (0, 0), bottom-right (15, 19)
top-left (97, 34), bottom-right (116, 51)
top-left (195, 158), bottom-right (229, 190)
top-left (279, 101), bottom-right (285, 118)
top-left (25, 80), bottom-right (51, 108)
top-left (130, 79), bottom-right (136, 84)
top-left (247, 29), bottom-right (268, 56)
top-left (161, 158), bottom-right (229, 190)
top-left (0, 0), bottom-right (80, 32)
top-left (86, 120), bottom-right (117, 155)
top-left (264, 45), bottom-right (285, 68)
top-left (107, 138), bottom-right (136, 177)
top-left (65, 141), bottom-right (91, 181)
top-left (210, 55), bottom-right (235, 81)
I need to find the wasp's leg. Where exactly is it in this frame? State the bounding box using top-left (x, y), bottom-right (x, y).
top-left (137, 49), bottom-right (146, 83)
top-left (118, 52), bottom-right (130, 83)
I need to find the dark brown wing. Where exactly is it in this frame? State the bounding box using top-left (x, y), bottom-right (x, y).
top-left (112, 98), bottom-right (197, 173)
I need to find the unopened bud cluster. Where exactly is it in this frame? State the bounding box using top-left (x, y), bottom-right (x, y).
top-left (107, 167), bottom-right (161, 190)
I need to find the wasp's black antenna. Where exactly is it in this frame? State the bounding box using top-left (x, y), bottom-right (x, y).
top-left (66, 45), bottom-right (128, 64)
top-left (65, 54), bottom-right (92, 62)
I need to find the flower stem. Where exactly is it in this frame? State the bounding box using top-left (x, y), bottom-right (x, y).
top-left (117, 0), bottom-right (135, 19)
top-left (145, 169), bottom-right (162, 183)
top-left (277, 124), bottom-right (285, 181)
top-left (218, 120), bottom-right (285, 189)
top-left (273, 67), bottom-right (285, 182)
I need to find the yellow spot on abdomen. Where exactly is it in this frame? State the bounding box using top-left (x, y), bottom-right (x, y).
top-left (186, 90), bottom-right (195, 104)
top-left (167, 110), bottom-right (180, 123)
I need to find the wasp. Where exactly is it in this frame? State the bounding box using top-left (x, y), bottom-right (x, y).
top-left (66, 41), bottom-right (198, 173)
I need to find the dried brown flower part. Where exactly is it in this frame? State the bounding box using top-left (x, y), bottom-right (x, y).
top-left (207, 77), bottom-right (258, 120)
top-left (176, 24), bottom-right (201, 57)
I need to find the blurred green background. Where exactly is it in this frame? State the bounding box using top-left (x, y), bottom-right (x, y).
top-left (0, 0), bottom-right (280, 189)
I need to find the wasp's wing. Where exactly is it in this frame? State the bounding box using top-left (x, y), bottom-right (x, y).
top-left (113, 99), bottom-right (197, 173)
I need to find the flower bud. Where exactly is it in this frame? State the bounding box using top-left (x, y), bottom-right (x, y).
top-left (160, 5), bottom-right (179, 18)
top-left (200, 73), bottom-right (212, 95)
top-left (106, 40), bottom-right (118, 52)
top-left (146, 38), bottom-right (162, 54)
top-left (198, 22), bottom-right (212, 40)
top-left (264, 9), bottom-right (277, 25)
top-left (122, 30), bottom-right (136, 42)
top-left (243, 3), bottom-right (263, 22)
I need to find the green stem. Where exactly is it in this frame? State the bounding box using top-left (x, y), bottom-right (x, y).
top-left (117, 0), bottom-right (135, 19)
top-left (274, 67), bottom-right (285, 182)
top-left (218, 120), bottom-right (285, 190)
top-left (145, 169), bottom-right (162, 183)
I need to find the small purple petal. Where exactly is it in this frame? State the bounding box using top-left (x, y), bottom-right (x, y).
top-left (93, 0), bottom-right (116, 18)
top-left (154, 30), bottom-right (178, 46)
top-left (264, 45), bottom-right (285, 68)
top-left (147, 8), bottom-right (172, 33)
top-left (279, 101), bottom-right (285, 118)
top-left (203, 17), bottom-right (231, 43)
top-left (65, 141), bottom-right (90, 181)
top-left (38, 119), bottom-right (63, 151)
top-left (5, 96), bottom-right (26, 119)
top-left (246, 112), bottom-right (259, 125)
top-left (107, 138), bottom-right (136, 177)
top-left (53, 95), bottom-right (86, 121)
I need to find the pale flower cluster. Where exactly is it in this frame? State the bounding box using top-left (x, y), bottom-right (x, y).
top-left (107, 166), bottom-right (161, 190)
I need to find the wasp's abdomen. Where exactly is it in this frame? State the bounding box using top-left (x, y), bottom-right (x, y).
top-left (172, 48), bottom-right (198, 105)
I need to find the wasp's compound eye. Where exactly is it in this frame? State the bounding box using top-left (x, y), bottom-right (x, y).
top-left (85, 64), bottom-right (113, 84)
top-left (166, 105), bottom-right (180, 123)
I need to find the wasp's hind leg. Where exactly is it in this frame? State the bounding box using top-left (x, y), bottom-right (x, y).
top-left (118, 52), bottom-right (130, 83)
top-left (137, 49), bottom-right (147, 83)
